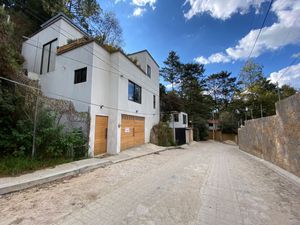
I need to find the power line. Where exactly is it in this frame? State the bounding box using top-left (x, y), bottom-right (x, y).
top-left (275, 57), bottom-right (299, 83)
top-left (0, 76), bottom-right (157, 116)
top-left (246, 0), bottom-right (273, 62)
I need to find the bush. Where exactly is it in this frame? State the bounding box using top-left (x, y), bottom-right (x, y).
top-left (150, 122), bottom-right (175, 146)
top-left (193, 117), bottom-right (208, 141)
top-left (34, 108), bottom-right (88, 159)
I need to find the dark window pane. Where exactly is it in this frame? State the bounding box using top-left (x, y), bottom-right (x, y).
top-left (74, 67), bottom-right (87, 84)
top-left (40, 39), bottom-right (57, 74)
top-left (183, 114), bottom-right (187, 124)
top-left (174, 114), bottom-right (179, 122)
top-left (135, 85), bottom-right (141, 103)
top-left (128, 80), bottom-right (142, 104)
top-left (147, 65), bottom-right (151, 78)
top-left (153, 95), bottom-right (156, 109)
top-left (128, 81), bottom-right (135, 101)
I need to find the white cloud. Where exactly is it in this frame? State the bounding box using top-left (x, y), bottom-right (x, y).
top-left (133, 7), bottom-right (146, 16)
top-left (194, 0), bottom-right (300, 64)
top-left (194, 56), bottom-right (209, 64)
top-left (132, 0), bottom-right (156, 9)
top-left (115, 0), bottom-right (156, 16)
top-left (194, 52), bottom-right (230, 64)
top-left (292, 52), bottom-right (300, 58)
top-left (269, 63), bottom-right (300, 89)
top-left (184, 0), bottom-right (266, 20)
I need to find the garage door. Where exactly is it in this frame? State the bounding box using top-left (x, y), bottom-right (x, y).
top-left (121, 115), bottom-right (145, 151)
top-left (94, 116), bottom-right (108, 155)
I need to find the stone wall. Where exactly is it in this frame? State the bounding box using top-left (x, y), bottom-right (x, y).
top-left (238, 93), bottom-right (300, 177)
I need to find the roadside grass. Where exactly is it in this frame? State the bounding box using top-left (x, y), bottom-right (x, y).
top-left (0, 157), bottom-right (73, 177)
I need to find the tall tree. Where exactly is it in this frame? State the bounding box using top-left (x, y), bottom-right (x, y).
top-left (93, 12), bottom-right (123, 47)
top-left (160, 51), bottom-right (181, 90)
top-left (1, 0), bottom-right (123, 47)
top-left (239, 60), bottom-right (263, 89)
top-left (206, 71), bottom-right (238, 112)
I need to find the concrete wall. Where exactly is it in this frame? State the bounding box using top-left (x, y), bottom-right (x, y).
top-left (238, 93), bottom-right (300, 177)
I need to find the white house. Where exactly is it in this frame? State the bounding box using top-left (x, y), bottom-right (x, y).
top-left (21, 13), bottom-right (160, 156)
top-left (168, 112), bottom-right (188, 129)
top-left (167, 112), bottom-right (193, 145)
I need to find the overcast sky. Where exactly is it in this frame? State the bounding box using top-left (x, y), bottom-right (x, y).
top-left (101, 0), bottom-right (300, 89)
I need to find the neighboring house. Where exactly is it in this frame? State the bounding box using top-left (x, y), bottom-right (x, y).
top-left (168, 112), bottom-right (192, 145)
top-left (168, 112), bottom-right (188, 129)
top-left (21, 13), bottom-right (160, 156)
top-left (207, 119), bottom-right (220, 131)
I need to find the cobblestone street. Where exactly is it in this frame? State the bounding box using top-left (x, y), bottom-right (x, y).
top-left (1, 141), bottom-right (300, 225)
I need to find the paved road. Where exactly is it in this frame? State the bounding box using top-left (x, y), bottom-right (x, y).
top-left (1, 142), bottom-right (300, 225)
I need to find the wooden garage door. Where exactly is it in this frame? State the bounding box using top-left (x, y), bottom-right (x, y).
top-left (121, 115), bottom-right (145, 151)
top-left (94, 116), bottom-right (108, 155)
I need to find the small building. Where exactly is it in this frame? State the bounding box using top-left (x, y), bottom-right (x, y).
top-left (168, 112), bottom-right (193, 145)
top-left (21, 13), bottom-right (160, 156)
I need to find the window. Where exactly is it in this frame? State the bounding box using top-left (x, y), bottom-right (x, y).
top-left (40, 39), bottom-right (57, 74)
top-left (183, 114), bottom-right (187, 124)
top-left (128, 81), bottom-right (142, 104)
top-left (153, 95), bottom-right (156, 109)
top-left (74, 67), bottom-right (87, 84)
top-left (173, 114), bottom-right (179, 122)
top-left (147, 65), bottom-right (151, 78)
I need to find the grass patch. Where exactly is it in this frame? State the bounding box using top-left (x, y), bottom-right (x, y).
top-left (0, 156), bottom-right (73, 177)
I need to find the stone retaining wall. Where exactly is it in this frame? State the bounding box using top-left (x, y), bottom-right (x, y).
top-left (238, 93), bottom-right (300, 177)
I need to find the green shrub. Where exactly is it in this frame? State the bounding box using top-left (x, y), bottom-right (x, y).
top-left (150, 122), bottom-right (175, 146)
top-left (192, 117), bottom-right (208, 141)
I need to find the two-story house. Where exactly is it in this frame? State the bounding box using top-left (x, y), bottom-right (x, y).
top-left (22, 13), bottom-right (160, 156)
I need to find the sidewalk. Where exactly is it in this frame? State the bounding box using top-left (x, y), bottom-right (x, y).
top-left (0, 144), bottom-right (170, 195)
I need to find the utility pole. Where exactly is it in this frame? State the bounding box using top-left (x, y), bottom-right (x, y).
top-left (212, 111), bottom-right (215, 141)
top-left (172, 113), bottom-right (176, 143)
top-left (32, 91), bottom-right (40, 158)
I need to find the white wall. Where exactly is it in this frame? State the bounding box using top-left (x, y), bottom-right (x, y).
top-left (39, 42), bottom-right (94, 112)
top-left (88, 49), bottom-right (160, 155)
top-left (169, 112), bottom-right (188, 128)
top-left (22, 18), bottom-right (85, 75)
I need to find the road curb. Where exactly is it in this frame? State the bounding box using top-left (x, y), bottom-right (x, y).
top-left (237, 148), bottom-right (300, 187)
top-left (0, 161), bottom-right (112, 195)
top-left (0, 145), bottom-right (184, 195)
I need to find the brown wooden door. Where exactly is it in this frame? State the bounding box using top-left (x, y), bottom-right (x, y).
top-left (94, 116), bottom-right (108, 155)
top-left (121, 115), bottom-right (145, 151)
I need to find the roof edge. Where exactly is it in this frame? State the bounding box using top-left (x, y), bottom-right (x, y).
top-left (40, 12), bottom-right (89, 37)
top-left (128, 49), bottom-right (160, 68)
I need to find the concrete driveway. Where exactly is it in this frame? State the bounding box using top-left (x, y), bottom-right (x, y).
top-left (1, 141), bottom-right (300, 225)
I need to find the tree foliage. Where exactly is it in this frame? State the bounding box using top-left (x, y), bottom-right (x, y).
top-left (0, 7), bottom-right (87, 160)
top-left (2, 0), bottom-right (123, 47)
top-left (160, 51), bottom-right (182, 90)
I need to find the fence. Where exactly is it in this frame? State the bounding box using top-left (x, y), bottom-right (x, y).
top-left (0, 74), bottom-right (90, 160)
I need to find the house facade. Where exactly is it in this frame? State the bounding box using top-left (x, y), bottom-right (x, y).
top-left (167, 112), bottom-right (193, 145)
top-left (22, 13), bottom-right (160, 156)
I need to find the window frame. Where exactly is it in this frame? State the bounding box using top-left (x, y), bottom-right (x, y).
top-left (173, 114), bottom-right (179, 122)
top-left (74, 67), bottom-right (87, 84)
top-left (40, 38), bottom-right (57, 74)
top-left (183, 114), bottom-right (187, 125)
top-left (128, 80), bottom-right (142, 104)
top-left (147, 65), bottom-right (151, 78)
